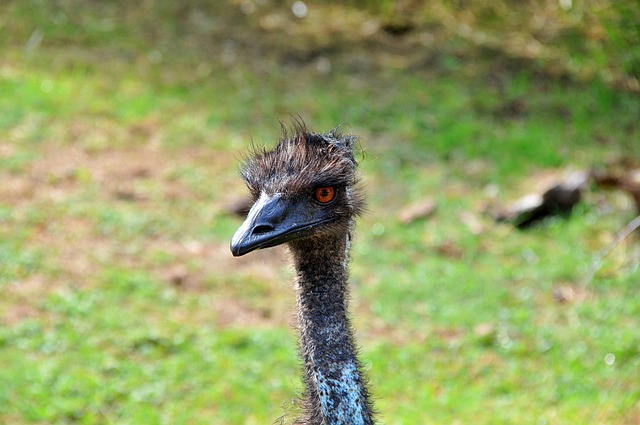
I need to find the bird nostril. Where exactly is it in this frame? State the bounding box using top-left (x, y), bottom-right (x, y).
top-left (252, 224), bottom-right (274, 235)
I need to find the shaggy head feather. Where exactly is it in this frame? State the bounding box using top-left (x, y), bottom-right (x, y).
top-left (240, 122), bottom-right (365, 219)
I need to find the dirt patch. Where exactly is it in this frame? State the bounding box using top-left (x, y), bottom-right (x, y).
top-left (212, 295), bottom-right (290, 328)
top-left (2, 276), bottom-right (48, 325)
top-left (151, 238), bottom-right (288, 289)
top-left (148, 238), bottom-right (294, 329)
top-left (0, 176), bottom-right (36, 204)
top-left (1, 137), bottom-right (286, 327)
top-left (1, 304), bottom-right (40, 325)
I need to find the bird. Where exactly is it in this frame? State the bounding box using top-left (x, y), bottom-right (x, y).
top-left (230, 120), bottom-right (374, 424)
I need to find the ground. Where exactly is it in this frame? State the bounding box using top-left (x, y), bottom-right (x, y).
top-left (1, 1), bottom-right (639, 424)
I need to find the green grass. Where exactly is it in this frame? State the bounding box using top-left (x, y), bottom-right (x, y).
top-left (1, 1), bottom-right (639, 424)
top-left (1, 295), bottom-right (298, 424)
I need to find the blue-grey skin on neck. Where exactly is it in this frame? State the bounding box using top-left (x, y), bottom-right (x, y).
top-left (290, 229), bottom-right (374, 425)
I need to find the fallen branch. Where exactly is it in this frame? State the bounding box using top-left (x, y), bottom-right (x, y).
top-left (582, 214), bottom-right (640, 288)
top-left (496, 170), bottom-right (587, 228)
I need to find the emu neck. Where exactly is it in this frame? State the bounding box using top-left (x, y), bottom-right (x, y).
top-left (290, 233), bottom-right (373, 425)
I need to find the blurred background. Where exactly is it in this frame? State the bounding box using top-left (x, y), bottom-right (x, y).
top-left (1, 1), bottom-right (639, 424)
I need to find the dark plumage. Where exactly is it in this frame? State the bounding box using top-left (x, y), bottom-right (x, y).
top-left (231, 121), bottom-right (374, 424)
top-left (241, 123), bottom-right (364, 215)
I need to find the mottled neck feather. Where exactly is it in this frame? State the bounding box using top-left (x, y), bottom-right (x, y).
top-left (289, 228), bottom-right (374, 425)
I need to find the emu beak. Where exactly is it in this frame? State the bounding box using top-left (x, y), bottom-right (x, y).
top-left (230, 193), bottom-right (294, 257)
top-left (230, 192), bottom-right (333, 257)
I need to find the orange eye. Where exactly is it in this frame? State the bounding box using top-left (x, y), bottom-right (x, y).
top-left (314, 187), bottom-right (335, 204)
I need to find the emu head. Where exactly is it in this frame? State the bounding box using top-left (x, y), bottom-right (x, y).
top-left (231, 123), bottom-right (364, 257)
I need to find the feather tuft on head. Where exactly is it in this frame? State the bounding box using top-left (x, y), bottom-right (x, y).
top-left (239, 121), bottom-right (365, 217)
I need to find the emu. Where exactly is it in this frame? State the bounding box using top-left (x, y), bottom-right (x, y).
top-left (231, 122), bottom-right (374, 424)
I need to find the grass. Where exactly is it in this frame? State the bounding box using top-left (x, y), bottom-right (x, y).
top-left (1, 1), bottom-right (639, 424)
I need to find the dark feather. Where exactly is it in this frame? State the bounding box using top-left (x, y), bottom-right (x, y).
top-left (239, 121), bottom-right (365, 217)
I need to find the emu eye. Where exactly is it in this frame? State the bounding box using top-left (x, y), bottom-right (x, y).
top-left (314, 187), bottom-right (335, 204)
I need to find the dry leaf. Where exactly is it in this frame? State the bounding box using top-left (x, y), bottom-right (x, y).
top-left (398, 198), bottom-right (437, 224)
top-left (459, 211), bottom-right (484, 235)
